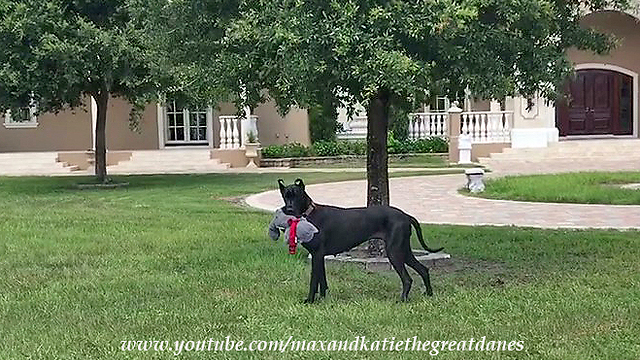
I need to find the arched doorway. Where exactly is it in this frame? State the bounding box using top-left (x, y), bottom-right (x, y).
top-left (557, 69), bottom-right (634, 136)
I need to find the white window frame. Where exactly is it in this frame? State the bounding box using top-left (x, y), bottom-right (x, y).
top-left (164, 101), bottom-right (209, 145)
top-left (3, 99), bottom-right (38, 129)
top-left (423, 96), bottom-right (451, 113)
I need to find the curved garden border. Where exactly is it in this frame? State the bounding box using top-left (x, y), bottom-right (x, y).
top-left (246, 174), bottom-right (640, 230)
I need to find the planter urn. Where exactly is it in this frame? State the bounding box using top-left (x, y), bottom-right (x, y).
top-left (245, 142), bottom-right (260, 168)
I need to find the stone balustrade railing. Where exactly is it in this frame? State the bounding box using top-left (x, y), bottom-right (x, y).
top-left (409, 112), bottom-right (448, 139)
top-left (218, 115), bottom-right (258, 149)
top-left (460, 111), bottom-right (513, 144)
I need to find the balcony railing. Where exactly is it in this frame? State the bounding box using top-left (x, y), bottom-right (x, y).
top-left (338, 110), bottom-right (514, 144)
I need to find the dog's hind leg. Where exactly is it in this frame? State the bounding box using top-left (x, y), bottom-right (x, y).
top-left (386, 235), bottom-right (413, 302)
top-left (405, 252), bottom-right (433, 296)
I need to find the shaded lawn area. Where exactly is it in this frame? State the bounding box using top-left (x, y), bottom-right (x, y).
top-left (0, 173), bottom-right (639, 359)
top-left (471, 171), bottom-right (640, 205)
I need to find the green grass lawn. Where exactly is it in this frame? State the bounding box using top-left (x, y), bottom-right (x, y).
top-left (471, 171), bottom-right (640, 205)
top-left (1, 173), bottom-right (639, 359)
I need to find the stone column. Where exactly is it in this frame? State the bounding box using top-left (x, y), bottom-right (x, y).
top-left (239, 88), bottom-right (258, 147)
top-left (510, 95), bottom-right (558, 148)
top-left (447, 102), bottom-right (463, 163)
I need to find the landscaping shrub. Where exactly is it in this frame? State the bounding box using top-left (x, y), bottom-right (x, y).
top-left (261, 142), bottom-right (312, 158)
top-left (415, 136), bottom-right (448, 153)
top-left (387, 132), bottom-right (448, 154)
top-left (261, 137), bottom-right (447, 159)
top-left (312, 140), bottom-right (341, 157)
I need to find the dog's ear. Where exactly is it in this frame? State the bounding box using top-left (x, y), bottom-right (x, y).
top-left (294, 178), bottom-right (305, 190)
top-left (278, 179), bottom-right (286, 193)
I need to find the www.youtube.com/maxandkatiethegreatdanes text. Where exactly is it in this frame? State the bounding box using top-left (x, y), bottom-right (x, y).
top-left (120, 336), bottom-right (525, 356)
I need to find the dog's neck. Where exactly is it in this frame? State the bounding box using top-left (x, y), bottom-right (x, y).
top-left (302, 195), bottom-right (316, 217)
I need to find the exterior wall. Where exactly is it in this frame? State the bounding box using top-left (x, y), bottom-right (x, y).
top-left (472, 143), bottom-right (510, 162)
top-left (1, 96), bottom-right (303, 153)
top-left (0, 96), bottom-right (160, 153)
top-left (210, 148), bottom-right (249, 167)
top-left (212, 101), bottom-right (309, 148)
top-left (254, 101), bottom-right (310, 146)
top-left (506, 96), bottom-right (559, 148)
top-left (106, 97), bottom-right (160, 151)
top-left (468, 99), bottom-right (491, 112)
top-left (57, 151), bottom-right (132, 170)
top-left (0, 102), bottom-right (91, 152)
top-left (566, 10), bottom-right (640, 136)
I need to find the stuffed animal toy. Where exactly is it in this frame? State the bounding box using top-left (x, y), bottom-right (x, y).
top-left (268, 208), bottom-right (318, 254)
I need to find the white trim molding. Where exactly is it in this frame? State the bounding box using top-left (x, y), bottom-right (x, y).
top-left (156, 102), bottom-right (165, 149)
top-left (90, 96), bottom-right (97, 150)
top-left (574, 63), bottom-right (639, 138)
top-left (581, 3), bottom-right (640, 21)
top-left (206, 106), bottom-right (214, 148)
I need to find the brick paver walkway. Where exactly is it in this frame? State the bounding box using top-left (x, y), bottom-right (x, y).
top-left (245, 174), bottom-right (640, 229)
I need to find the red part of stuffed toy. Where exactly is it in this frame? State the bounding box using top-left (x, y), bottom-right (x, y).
top-left (287, 218), bottom-right (301, 255)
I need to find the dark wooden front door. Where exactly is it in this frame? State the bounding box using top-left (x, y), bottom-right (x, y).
top-left (557, 70), bottom-right (633, 136)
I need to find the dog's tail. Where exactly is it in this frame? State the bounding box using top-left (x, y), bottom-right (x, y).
top-left (410, 216), bottom-right (444, 253)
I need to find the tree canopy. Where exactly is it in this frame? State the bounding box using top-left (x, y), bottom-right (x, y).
top-left (0, 0), bottom-right (631, 188)
top-left (0, 0), bottom-right (169, 112)
top-left (170, 0), bottom-right (628, 204)
top-left (0, 0), bottom-right (170, 181)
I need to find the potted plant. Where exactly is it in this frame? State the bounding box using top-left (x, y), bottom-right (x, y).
top-left (244, 130), bottom-right (260, 168)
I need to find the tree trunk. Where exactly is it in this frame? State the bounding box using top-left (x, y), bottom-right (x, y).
top-left (95, 91), bottom-right (109, 183)
top-left (365, 88), bottom-right (390, 257)
top-left (366, 88), bottom-right (390, 206)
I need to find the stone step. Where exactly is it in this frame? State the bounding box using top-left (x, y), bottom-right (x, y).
top-left (0, 152), bottom-right (59, 158)
top-left (107, 149), bottom-right (231, 173)
top-left (108, 167), bottom-right (230, 175)
top-left (109, 158), bottom-right (223, 167)
top-left (489, 154), bottom-right (640, 161)
top-left (501, 146), bottom-right (640, 153)
top-left (108, 164), bottom-right (229, 171)
top-left (0, 169), bottom-right (75, 176)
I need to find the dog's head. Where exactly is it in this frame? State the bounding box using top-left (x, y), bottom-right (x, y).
top-left (278, 178), bottom-right (311, 217)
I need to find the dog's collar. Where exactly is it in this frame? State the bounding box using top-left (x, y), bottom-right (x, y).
top-left (302, 202), bottom-right (316, 217)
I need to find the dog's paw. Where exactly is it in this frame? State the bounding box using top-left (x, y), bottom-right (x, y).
top-left (302, 298), bottom-right (315, 304)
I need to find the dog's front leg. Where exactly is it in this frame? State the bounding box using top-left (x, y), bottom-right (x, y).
top-left (304, 254), bottom-right (324, 303)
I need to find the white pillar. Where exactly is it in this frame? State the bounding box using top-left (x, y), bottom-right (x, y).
top-left (458, 134), bottom-right (472, 164)
top-left (510, 95), bottom-right (558, 148)
top-left (239, 87), bottom-right (258, 146)
top-left (156, 102), bottom-right (165, 149)
top-left (206, 106), bottom-right (214, 148)
top-left (489, 99), bottom-right (501, 112)
top-left (91, 96), bottom-right (97, 151)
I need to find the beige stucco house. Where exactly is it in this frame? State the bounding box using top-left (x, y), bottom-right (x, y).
top-left (1, 95), bottom-right (310, 171)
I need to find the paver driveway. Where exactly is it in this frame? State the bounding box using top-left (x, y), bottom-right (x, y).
top-left (246, 174), bottom-right (640, 229)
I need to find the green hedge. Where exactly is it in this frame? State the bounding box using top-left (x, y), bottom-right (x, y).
top-left (261, 137), bottom-right (448, 159)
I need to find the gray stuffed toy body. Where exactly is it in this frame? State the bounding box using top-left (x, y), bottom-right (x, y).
top-left (268, 208), bottom-right (318, 253)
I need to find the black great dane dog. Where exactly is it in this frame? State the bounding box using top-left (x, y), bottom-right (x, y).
top-left (278, 178), bottom-right (443, 303)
